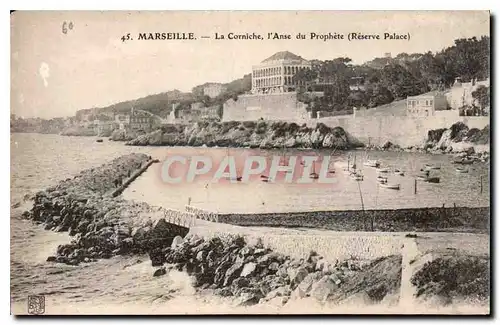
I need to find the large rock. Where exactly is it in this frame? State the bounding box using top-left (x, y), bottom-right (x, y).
top-left (310, 275), bottom-right (337, 302)
top-left (240, 262), bottom-right (257, 278)
top-left (224, 261), bottom-right (244, 286)
top-left (288, 266), bottom-right (308, 288)
top-left (171, 235), bottom-right (184, 248)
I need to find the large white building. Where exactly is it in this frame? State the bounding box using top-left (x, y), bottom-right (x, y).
top-left (251, 51), bottom-right (312, 94)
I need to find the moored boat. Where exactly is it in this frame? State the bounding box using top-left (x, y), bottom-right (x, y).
top-left (351, 174), bottom-right (364, 181)
top-left (363, 160), bottom-right (380, 168)
top-left (424, 163), bottom-right (441, 170)
top-left (453, 158), bottom-right (474, 165)
top-left (376, 167), bottom-right (389, 173)
top-left (456, 167), bottom-right (469, 173)
top-left (423, 177), bottom-right (440, 183)
top-left (379, 183), bottom-right (400, 190)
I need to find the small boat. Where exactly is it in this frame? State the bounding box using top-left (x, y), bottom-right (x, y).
top-left (351, 173), bottom-right (364, 181)
top-left (379, 183), bottom-right (400, 190)
top-left (456, 167), bottom-right (469, 173)
top-left (363, 160), bottom-right (380, 168)
top-left (376, 167), bottom-right (389, 173)
top-left (424, 164), bottom-right (441, 170)
top-left (260, 175), bottom-right (269, 179)
top-left (453, 158), bottom-right (474, 165)
top-left (229, 176), bottom-right (242, 182)
top-left (328, 169), bottom-right (336, 174)
top-left (96, 139), bottom-right (103, 143)
top-left (394, 170), bottom-right (405, 176)
top-left (423, 177), bottom-right (440, 183)
top-left (343, 168), bottom-right (352, 175)
top-left (377, 178), bottom-right (388, 184)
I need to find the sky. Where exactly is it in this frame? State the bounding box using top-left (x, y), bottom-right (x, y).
top-left (11, 11), bottom-right (490, 119)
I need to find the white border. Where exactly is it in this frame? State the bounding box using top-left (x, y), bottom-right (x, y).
top-left (2, 2), bottom-right (498, 324)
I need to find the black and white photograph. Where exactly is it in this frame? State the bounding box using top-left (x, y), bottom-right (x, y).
top-left (10, 10), bottom-right (491, 315)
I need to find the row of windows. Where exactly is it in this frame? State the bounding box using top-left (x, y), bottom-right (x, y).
top-left (254, 76), bottom-right (308, 87)
top-left (408, 99), bottom-right (434, 107)
top-left (253, 65), bottom-right (310, 78)
top-left (131, 118), bottom-right (150, 123)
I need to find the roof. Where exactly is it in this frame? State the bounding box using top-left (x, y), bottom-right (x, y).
top-left (407, 91), bottom-right (446, 99)
top-left (261, 51), bottom-right (304, 63)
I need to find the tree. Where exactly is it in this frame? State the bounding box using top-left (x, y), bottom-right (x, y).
top-left (472, 85), bottom-right (490, 115)
top-left (380, 63), bottom-right (427, 99)
top-left (292, 68), bottom-right (318, 92)
top-left (368, 85), bottom-right (393, 108)
top-left (316, 58), bottom-right (353, 111)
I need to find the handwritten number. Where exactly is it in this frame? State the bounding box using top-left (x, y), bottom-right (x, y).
top-left (62, 21), bottom-right (74, 35)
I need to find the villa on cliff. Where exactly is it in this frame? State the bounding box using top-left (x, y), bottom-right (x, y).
top-left (251, 51), bottom-right (312, 94)
top-left (222, 51), bottom-right (314, 122)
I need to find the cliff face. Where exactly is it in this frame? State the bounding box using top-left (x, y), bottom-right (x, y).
top-left (125, 121), bottom-right (363, 150)
top-left (424, 122), bottom-right (490, 153)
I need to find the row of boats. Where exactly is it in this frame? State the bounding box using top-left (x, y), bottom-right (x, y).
top-left (224, 145), bottom-right (473, 184)
top-left (341, 155), bottom-right (460, 190)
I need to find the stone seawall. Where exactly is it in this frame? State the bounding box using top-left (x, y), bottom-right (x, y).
top-left (219, 207), bottom-right (490, 233)
top-left (22, 153), bottom-right (191, 266)
top-left (305, 115), bottom-right (490, 148)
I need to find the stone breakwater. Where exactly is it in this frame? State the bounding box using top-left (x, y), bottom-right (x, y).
top-left (150, 234), bottom-right (402, 306)
top-left (219, 207), bottom-right (490, 233)
top-left (21, 153), bottom-right (191, 266)
top-left (125, 121), bottom-right (363, 150)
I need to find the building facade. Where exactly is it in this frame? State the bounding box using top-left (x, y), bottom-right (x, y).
top-left (203, 83), bottom-right (227, 98)
top-left (446, 77), bottom-right (490, 110)
top-left (251, 51), bottom-right (312, 94)
top-left (129, 111), bottom-right (154, 132)
top-left (407, 92), bottom-right (448, 117)
top-left (96, 120), bottom-right (117, 135)
top-left (114, 114), bottom-right (131, 130)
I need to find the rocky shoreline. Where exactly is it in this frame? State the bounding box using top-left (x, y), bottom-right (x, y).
top-left (21, 153), bottom-right (189, 266)
top-left (149, 233), bottom-right (403, 306)
top-left (124, 121), bottom-right (363, 150)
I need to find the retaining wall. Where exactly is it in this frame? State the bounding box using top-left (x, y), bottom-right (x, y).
top-left (219, 207), bottom-right (490, 233)
top-left (223, 93), bottom-right (309, 122)
top-left (185, 205), bottom-right (219, 223)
